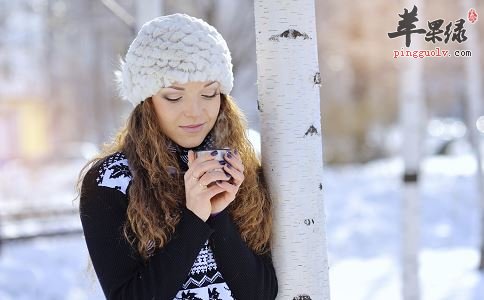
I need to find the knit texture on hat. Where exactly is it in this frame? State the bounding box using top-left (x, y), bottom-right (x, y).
top-left (115, 13), bottom-right (234, 107)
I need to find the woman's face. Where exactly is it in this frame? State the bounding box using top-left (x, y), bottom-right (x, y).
top-left (151, 80), bottom-right (221, 148)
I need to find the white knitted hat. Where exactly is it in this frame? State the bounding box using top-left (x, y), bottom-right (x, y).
top-left (115, 13), bottom-right (234, 107)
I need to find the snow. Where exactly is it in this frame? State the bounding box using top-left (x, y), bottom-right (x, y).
top-left (0, 236), bottom-right (104, 300)
top-left (0, 154), bottom-right (483, 299)
top-left (326, 155), bottom-right (484, 300)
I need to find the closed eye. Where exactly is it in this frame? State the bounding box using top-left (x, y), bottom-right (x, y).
top-left (164, 96), bottom-right (182, 102)
top-left (202, 92), bottom-right (219, 98)
top-left (163, 92), bottom-right (219, 102)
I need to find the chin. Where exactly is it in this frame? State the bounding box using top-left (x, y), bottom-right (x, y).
top-left (179, 135), bottom-right (205, 148)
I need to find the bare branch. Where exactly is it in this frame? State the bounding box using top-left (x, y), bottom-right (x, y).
top-left (99, 0), bottom-right (135, 30)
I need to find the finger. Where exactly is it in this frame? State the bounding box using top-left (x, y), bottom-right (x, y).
top-left (223, 164), bottom-right (244, 186)
top-left (224, 151), bottom-right (244, 172)
top-left (203, 184), bottom-right (226, 198)
top-left (225, 160), bottom-right (244, 176)
top-left (193, 150), bottom-right (218, 164)
top-left (189, 151), bottom-right (219, 177)
top-left (233, 149), bottom-right (241, 159)
top-left (184, 167), bottom-right (196, 182)
top-left (195, 159), bottom-right (225, 178)
top-left (215, 180), bottom-right (237, 194)
top-left (188, 166), bottom-right (224, 189)
top-left (199, 168), bottom-right (231, 186)
top-left (225, 150), bottom-right (240, 161)
top-left (188, 150), bottom-right (194, 166)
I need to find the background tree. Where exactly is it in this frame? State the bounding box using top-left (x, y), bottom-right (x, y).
top-left (461, 0), bottom-right (484, 271)
top-left (398, 2), bottom-right (425, 300)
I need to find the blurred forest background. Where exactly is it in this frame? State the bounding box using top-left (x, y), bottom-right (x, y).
top-left (1, 0), bottom-right (484, 299)
top-left (1, 0), bottom-right (482, 165)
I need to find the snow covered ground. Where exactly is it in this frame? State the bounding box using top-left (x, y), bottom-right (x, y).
top-left (325, 155), bottom-right (484, 300)
top-left (0, 155), bottom-right (483, 299)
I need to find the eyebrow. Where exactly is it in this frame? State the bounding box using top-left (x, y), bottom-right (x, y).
top-left (166, 81), bottom-right (217, 91)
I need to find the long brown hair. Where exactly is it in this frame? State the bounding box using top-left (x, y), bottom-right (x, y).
top-left (76, 94), bottom-right (273, 260)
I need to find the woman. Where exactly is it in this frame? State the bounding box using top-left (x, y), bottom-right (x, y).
top-left (77, 13), bottom-right (277, 300)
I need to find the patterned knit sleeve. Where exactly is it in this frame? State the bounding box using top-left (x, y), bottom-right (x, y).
top-left (79, 152), bottom-right (215, 300)
top-left (206, 210), bottom-right (278, 300)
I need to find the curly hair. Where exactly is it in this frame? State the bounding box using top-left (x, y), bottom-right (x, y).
top-left (76, 94), bottom-right (273, 260)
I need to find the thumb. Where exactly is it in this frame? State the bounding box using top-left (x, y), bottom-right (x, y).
top-left (188, 150), bottom-right (194, 164)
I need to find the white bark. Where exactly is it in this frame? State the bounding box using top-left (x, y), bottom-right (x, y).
top-left (401, 182), bottom-right (421, 300)
top-left (254, 1), bottom-right (330, 299)
top-left (136, 0), bottom-right (163, 31)
top-left (461, 0), bottom-right (484, 270)
top-left (399, 2), bottom-right (425, 299)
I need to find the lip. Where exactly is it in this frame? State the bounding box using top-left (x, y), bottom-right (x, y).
top-left (180, 123), bottom-right (205, 133)
top-left (181, 123), bottom-right (204, 128)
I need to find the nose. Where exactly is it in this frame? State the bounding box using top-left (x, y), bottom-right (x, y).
top-left (184, 97), bottom-right (203, 117)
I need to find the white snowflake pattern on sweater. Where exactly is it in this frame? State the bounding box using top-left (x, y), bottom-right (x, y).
top-left (96, 152), bottom-right (132, 195)
top-left (173, 239), bottom-right (235, 300)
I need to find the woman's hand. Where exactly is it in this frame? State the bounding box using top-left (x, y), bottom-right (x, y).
top-left (211, 150), bottom-right (245, 215)
top-left (184, 150), bottom-right (231, 222)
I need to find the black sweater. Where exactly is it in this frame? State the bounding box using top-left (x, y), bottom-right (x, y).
top-left (79, 152), bottom-right (278, 300)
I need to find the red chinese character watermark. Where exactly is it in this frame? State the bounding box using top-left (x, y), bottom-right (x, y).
top-left (468, 8), bottom-right (478, 24)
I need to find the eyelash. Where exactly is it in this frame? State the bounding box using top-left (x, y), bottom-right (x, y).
top-left (164, 93), bottom-right (219, 102)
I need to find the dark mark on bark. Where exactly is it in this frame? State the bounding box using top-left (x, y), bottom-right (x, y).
top-left (269, 29), bottom-right (311, 41)
top-left (313, 72), bottom-right (322, 86)
top-left (403, 172), bottom-right (418, 183)
top-left (304, 125), bottom-right (320, 137)
top-left (293, 295), bottom-right (312, 300)
top-left (304, 219), bottom-right (315, 226)
top-left (319, 183), bottom-right (322, 190)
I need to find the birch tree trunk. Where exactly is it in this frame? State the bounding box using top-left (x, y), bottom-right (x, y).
top-left (254, 1), bottom-right (330, 299)
top-left (136, 0), bottom-right (163, 30)
top-left (399, 2), bottom-right (424, 299)
top-left (79, 0), bottom-right (99, 144)
top-left (461, 0), bottom-right (484, 270)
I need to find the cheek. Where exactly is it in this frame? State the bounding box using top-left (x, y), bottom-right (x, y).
top-left (155, 101), bottom-right (177, 119)
top-left (152, 100), bottom-right (178, 129)
top-left (210, 98), bottom-right (221, 117)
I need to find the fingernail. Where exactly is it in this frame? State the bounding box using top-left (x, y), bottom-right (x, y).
top-left (227, 152), bottom-right (233, 159)
top-left (219, 160), bottom-right (226, 165)
top-left (211, 150), bottom-right (218, 156)
top-left (226, 163), bottom-right (232, 168)
top-left (216, 180), bottom-right (223, 184)
top-left (226, 173), bottom-right (231, 178)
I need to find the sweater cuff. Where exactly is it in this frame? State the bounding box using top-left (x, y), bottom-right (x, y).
top-left (209, 211), bottom-right (222, 218)
top-left (206, 209), bottom-right (230, 230)
top-left (175, 207), bottom-right (215, 244)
